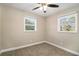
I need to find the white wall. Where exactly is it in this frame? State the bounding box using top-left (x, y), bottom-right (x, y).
top-left (46, 6), bottom-right (79, 53)
top-left (2, 5), bottom-right (45, 49)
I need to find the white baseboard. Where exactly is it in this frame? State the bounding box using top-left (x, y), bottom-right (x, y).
top-left (1, 41), bottom-right (79, 56)
top-left (45, 41), bottom-right (79, 56)
top-left (0, 41), bottom-right (45, 54)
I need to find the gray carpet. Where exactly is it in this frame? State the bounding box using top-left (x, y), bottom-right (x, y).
top-left (0, 43), bottom-right (76, 56)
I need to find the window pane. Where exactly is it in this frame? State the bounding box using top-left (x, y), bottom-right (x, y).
top-left (25, 19), bottom-right (35, 25)
top-left (25, 25), bottom-right (35, 30)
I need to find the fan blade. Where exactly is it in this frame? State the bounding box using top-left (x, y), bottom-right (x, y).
top-left (48, 4), bottom-right (59, 8)
top-left (32, 7), bottom-right (40, 10)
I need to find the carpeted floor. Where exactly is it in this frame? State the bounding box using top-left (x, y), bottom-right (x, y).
top-left (0, 43), bottom-right (76, 56)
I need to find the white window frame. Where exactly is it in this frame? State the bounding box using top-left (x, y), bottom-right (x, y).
top-left (57, 12), bottom-right (77, 33)
top-left (24, 16), bottom-right (37, 32)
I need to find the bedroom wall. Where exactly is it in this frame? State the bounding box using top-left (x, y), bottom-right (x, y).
top-left (46, 6), bottom-right (79, 53)
top-left (2, 5), bottom-right (45, 49)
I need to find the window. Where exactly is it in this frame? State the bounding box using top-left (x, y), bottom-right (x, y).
top-left (58, 13), bottom-right (77, 32)
top-left (24, 17), bottom-right (37, 32)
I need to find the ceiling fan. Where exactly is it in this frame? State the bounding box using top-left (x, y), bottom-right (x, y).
top-left (32, 3), bottom-right (59, 13)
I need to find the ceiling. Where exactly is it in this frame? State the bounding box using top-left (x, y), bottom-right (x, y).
top-left (2, 3), bottom-right (79, 17)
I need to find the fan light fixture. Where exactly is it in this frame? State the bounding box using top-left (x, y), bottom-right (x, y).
top-left (39, 3), bottom-right (47, 13)
top-left (32, 3), bottom-right (59, 13)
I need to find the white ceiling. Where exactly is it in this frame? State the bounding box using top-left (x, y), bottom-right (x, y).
top-left (2, 3), bottom-right (79, 17)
